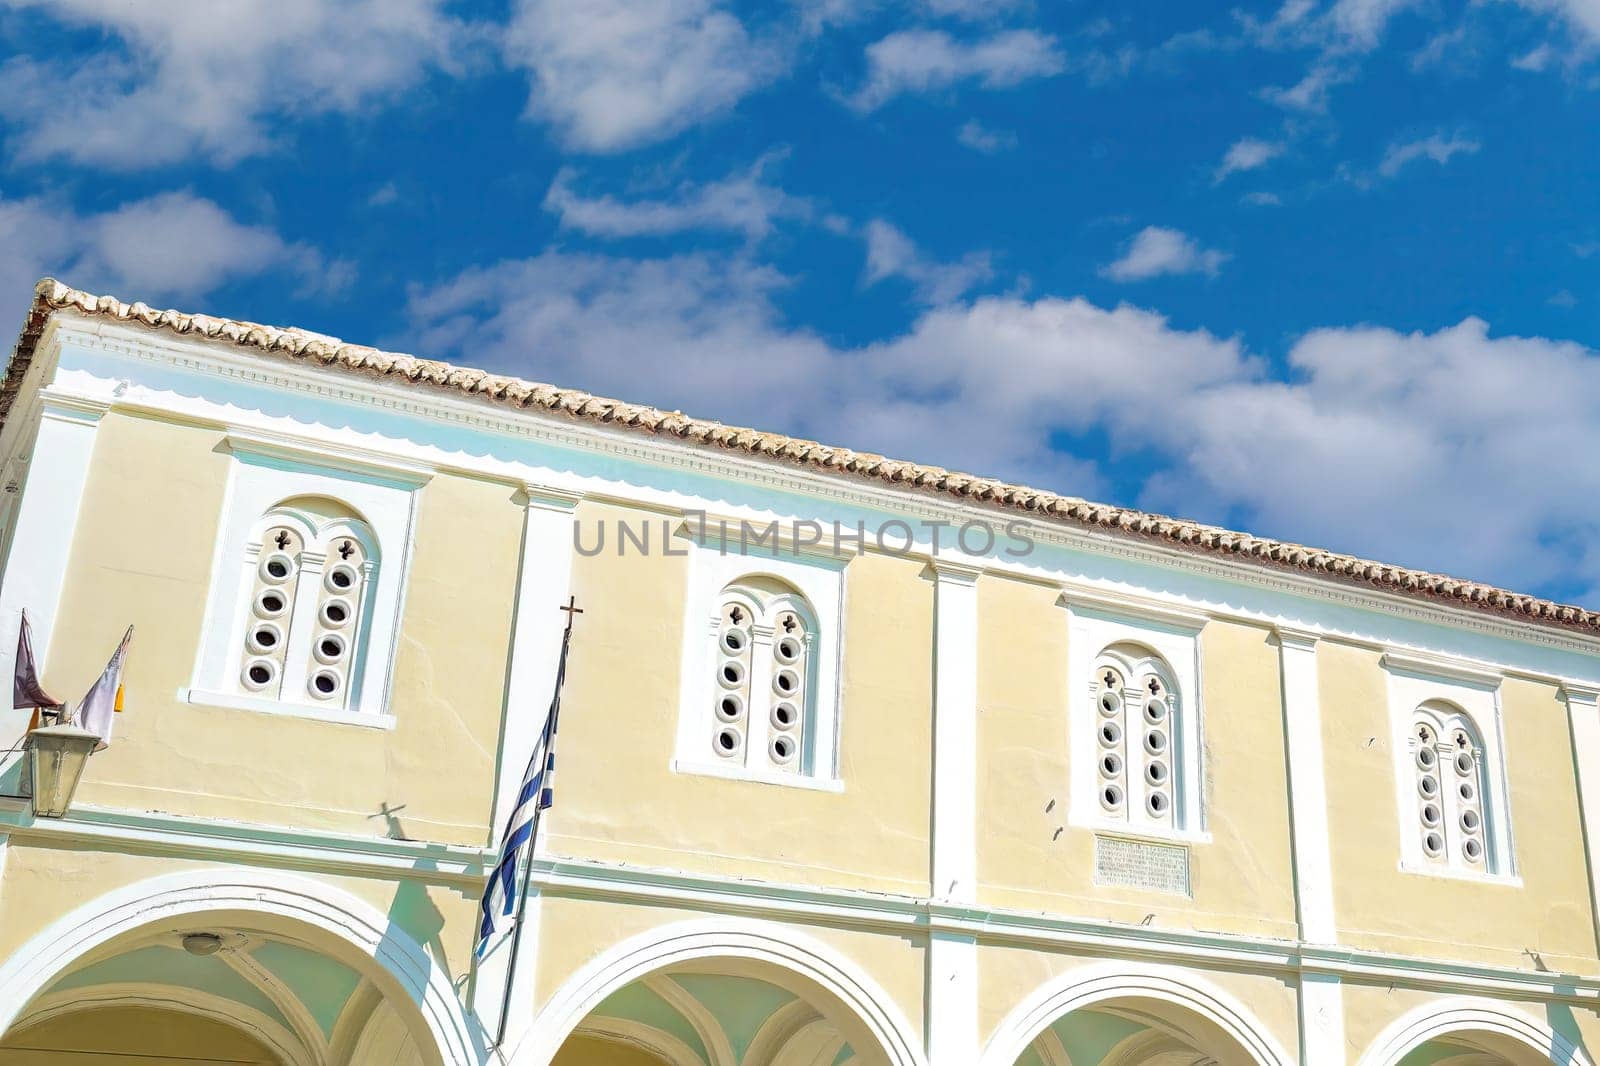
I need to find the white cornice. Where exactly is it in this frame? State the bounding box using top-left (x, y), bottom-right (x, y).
top-left (47, 320), bottom-right (1600, 661)
top-left (0, 804), bottom-right (492, 887)
top-left (1062, 585), bottom-right (1211, 631)
top-left (1381, 650), bottom-right (1503, 689)
top-left (530, 855), bottom-right (1600, 1005)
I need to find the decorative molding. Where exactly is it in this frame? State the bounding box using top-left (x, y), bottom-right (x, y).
top-left (44, 325), bottom-right (1600, 662)
top-left (180, 687), bottom-right (399, 730)
top-left (1271, 625), bottom-right (1320, 652)
top-left (529, 855), bottom-right (1600, 1005)
top-left (221, 949), bottom-right (332, 1066)
top-left (643, 974), bottom-right (736, 1066)
top-left (1062, 585), bottom-right (1211, 632)
top-left (0, 804), bottom-right (492, 887)
top-left (1356, 998), bottom-right (1595, 1066)
top-left (1381, 650), bottom-right (1503, 689)
top-left (224, 428), bottom-right (434, 488)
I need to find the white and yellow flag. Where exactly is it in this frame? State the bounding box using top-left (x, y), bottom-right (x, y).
top-left (73, 626), bottom-right (132, 751)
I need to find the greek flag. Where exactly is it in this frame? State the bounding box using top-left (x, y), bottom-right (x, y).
top-left (476, 627), bottom-right (571, 957)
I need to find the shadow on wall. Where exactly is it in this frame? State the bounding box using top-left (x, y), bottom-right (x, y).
top-left (1547, 1000), bottom-right (1589, 1065)
top-left (372, 801), bottom-right (456, 987)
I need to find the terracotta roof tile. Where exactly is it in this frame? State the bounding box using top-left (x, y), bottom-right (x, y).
top-left (8, 276), bottom-right (1599, 636)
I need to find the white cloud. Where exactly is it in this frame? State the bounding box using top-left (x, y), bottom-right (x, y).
top-left (0, 0), bottom-right (475, 169)
top-left (1260, 60), bottom-right (1354, 111)
top-left (921, 0), bottom-right (1029, 18)
top-left (1511, 0), bottom-right (1600, 45)
top-left (543, 157), bottom-right (812, 241)
top-left (505, 0), bottom-right (781, 152)
top-left (1243, 190), bottom-right (1285, 206)
top-left (863, 220), bottom-right (993, 304)
top-left (367, 182), bottom-right (402, 208)
top-left (406, 249), bottom-right (1600, 600)
top-left (1214, 137), bottom-right (1284, 183)
top-left (1377, 131), bottom-right (1481, 177)
top-left (0, 189), bottom-right (344, 329)
top-left (1101, 226), bottom-right (1229, 282)
top-left (1511, 43), bottom-right (1556, 69)
top-left (957, 119), bottom-right (1018, 153)
top-left (846, 29), bottom-right (1065, 112)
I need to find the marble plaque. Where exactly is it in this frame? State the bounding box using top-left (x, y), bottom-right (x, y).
top-left (1094, 834), bottom-right (1191, 896)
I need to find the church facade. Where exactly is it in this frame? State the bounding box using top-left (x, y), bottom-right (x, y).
top-left (0, 278), bottom-right (1597, 1064)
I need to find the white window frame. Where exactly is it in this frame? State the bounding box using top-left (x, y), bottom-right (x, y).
top-left (1383, 653), bottom-right (1517, 883)
top-left (673, 539), bottom-right (846, 790)
top-left (1067, 597), bottom-right (1208, 843)
top-left (184, 439), bottom-right (423, 727)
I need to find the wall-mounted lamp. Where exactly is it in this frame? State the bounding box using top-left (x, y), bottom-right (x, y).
top-left (25, 719), bottom-right (98, 819)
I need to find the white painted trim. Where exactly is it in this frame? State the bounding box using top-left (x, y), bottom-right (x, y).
top-left (1565, 684), bottom-right (1600, 956)
top-left (9, 982), bottom-right (315, 1066)
top-left (743, 998), bottom-right (827, 1066)
top-left (527, 855), bottom-right (1600, 1004)
top-left (1297, 973), bottom-right (1345, 1066)
top-left (221, 948), bottom-right (333, 1066)
top-left (0, 867), bottom-right (487, 1064)
top-left (1063, 586), bottom-right (1209, 631)
top-left (644, 974), bottom-right (736, 1066)
top-left (670, 758), bottom-right (846, 792)
top-left (511, 917), bottom-right (928, 1066)
top-left (1274, 628), bottom-right (1337, 944)
top-left (1381, 650), bottom-right (1503, 689)
top-left (978, 961), bottom-right (1295, 1066)
top-left (180, 687), bottom-right (399, 729)
top-left (0, 394), bottom-right (101, 769)
top-left (925, 932), bottom-right (978, 1066)
top-left (44, 327), bottom-right (1600, 676)
top-left (0, 803), bottom-right (491, 887)
top-left (474, 484), bottom-right (580, 1051)
top-left (573, 1017), bottom-right (705, 1066)
top-left (1356, 997), bottom-right (1595, 1066)
top-left (1384, 661), bottom-right (1516, 880)
top-left (1067, 601), bottom-right (1207, 841)
top-left (930, 561), bottom-right (978, 902)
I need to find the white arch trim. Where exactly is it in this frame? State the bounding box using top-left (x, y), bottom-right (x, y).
top-left (576, 1017), bottom-right (706, 1066)
top-left (0, 867), bottom-right (485, 1065)
top-left (511, 916), bottom-right (928, 1066)
top-left (979, 961), bottom-right (1294, 1066)
top-left (1358, 998), bottom-right (1594, 1066)
top-left (10, 983), bottom-right (313, 1066)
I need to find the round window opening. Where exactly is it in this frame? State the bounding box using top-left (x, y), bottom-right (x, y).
top-left (254, 590), bottom-right (287, 618)
top-left (326, 565), bottom-right (358, 594)
top-left (246, 624), bottom-right (281, 654)
top-left (319, 600), bottom-right (351, 628)
top-left (1416, 746), bottom-right (1437, 770)
top-left (242, 660), bottom-right (276, 691)
top-left (1100, 784), bottom-right (1124, 810)
top-left (1146, 791), bottom-right (1169, 816)
top-left (1455, 751), bottom-right (1475, 775)
top-left (1099, 691), bottom-right (1121, 716)
top-left (775, 636), bottom-right (803, 664)
top-left (1143, 729), bottom-right (1167, 755)
top-left (1145, 760), bottom-right (1168, 785)
top-left (1463, 838), bottom-right (1484, 863)
top-left (315, 634), bottom-right (346, 664)
top-left (771, 701), bottom-right (798, 730)
top-left (1423, 831), bottom-right (1444, 857)
top-left (1458, 781), bottom-right (1475, 802)
top-left (1421, 802), bottom-right (1441, 826)
top-left (1099, 722), bottom-right (1122, 747)
top-left (720, 629), bottom-right (747, 655)
top-left (260, 553), bottom-right (294, 584)
top-left (770, 735), bottom-right (796, 764)
top-left (1100, 753), bottom-right (1122, 777)
top-left (309, 670), bottom-right (342, 699)
top-left (716, 694), bottom-right (745, 722)
top-left (1418, 774), bottom-right (1438, 798)
top-left (1460, 808), bottom-right (1482, 833)
top-left (1143, 698), bottom-right (1167, 724)
top-left (715, 728), bottom-right (741, 756)
top-left (772, 669), bottom-right (800, 697)
top-left (719, 661), bottom-right (745, 688)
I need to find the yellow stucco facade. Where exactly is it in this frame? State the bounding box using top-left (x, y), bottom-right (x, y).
top-left (0, 296), bottom-right (1597, 1065)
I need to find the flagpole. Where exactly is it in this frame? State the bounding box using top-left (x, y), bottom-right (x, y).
top-left (494, 598), bottom-right (581, 1049)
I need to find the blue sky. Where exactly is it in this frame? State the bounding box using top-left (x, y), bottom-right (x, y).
top-left (2, 0), bottom-right (1599, 603)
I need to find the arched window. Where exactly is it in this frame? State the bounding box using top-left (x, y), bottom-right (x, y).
top-left (709, 576), bottom-right (815, 776)
top-left (235, 496), bottom-right (378, 713)
top-left (1089, 643), bottom-right (1184, 831)
top-left (1409, 701), bottom-right (1492, 872)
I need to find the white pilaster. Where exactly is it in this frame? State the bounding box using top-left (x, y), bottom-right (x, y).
top-left (472, 485), bottom-right (581, 1053)
top-left (1275, 626), bottom-right (1344, 1065)
top-left (1562, 682), bottom-right (1600, 954)
top-left (0, 396), bottom-right (102, 768)
top-left (927, 561), bottom-right (980, 1066)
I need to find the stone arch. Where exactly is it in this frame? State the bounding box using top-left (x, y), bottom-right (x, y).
top-left (1359, 999), bottom-right (1594, 1066)
top-left (515, 916), bottom-right (927, 1066)
top-left (980, 962), bottom-right (1294, 1066)
top-left (0, 867), bottom-right (484, 1065)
